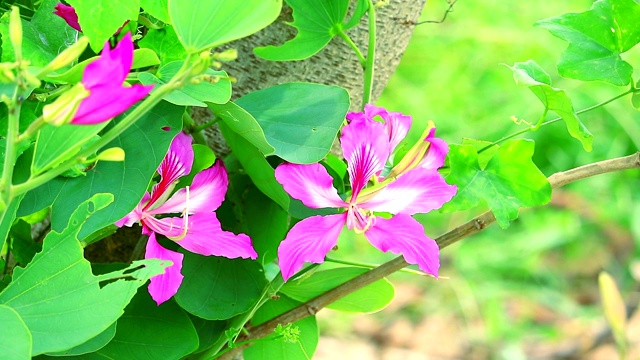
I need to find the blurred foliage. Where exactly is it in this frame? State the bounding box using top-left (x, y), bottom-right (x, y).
top-left (322, 0), bottom-right (640, 357)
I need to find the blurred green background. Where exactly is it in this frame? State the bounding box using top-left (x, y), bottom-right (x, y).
top-left (318, 1), bottom-right (640, 358)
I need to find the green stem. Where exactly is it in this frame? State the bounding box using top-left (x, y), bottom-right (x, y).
top-left (362, 0), bottom-right (376, 109)
top-left (211, 335), bottom-right (285, 360)
top-left (336, 31), bottom-right (366, 67)
top-left (183, 111), bottom-right (210, 145)
top-left (478, 88), bottom-right (638, 154)
top-left (11, 54), bottom-right (198, 197)
top-left (1, 86), bottom-right (24, 210)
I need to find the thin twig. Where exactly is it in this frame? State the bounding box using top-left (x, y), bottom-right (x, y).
top-left (218, 152), bottom-right (640, 360)
top-left (416, 0), bottom-right (458, 25)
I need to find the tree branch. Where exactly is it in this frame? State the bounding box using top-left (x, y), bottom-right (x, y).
top-left (219, 152), bottom-right (640, 359)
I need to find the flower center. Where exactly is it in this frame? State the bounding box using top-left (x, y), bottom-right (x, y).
top-left (346, 203), bottom-right (375, 233)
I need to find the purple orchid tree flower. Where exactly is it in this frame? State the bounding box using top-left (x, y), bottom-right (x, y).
top-left (116, 132), bottom-right (258, 304)
top-left (68, 32), bottom-right (153, 125)
top-left (275, 105), bottom-right (457, 281)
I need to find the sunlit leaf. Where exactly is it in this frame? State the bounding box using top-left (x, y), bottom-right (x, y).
top-left (0, 305), bottom-right (31, 359)
top-left (510, 60), bottom-right (593, 151)
top-left (141, 0), bottom-right (171, 23)
top-left (67, 0), bottom-right (140, 52)
top-left (0, 194), bottom-right (168, 355)
top-left (208, 101), bottom-right (275, 155)
top-left (169, 0), bottom-right (282, 53)
top-left (535, 0), bottom-right (640, 85)
top-left (175, 254), bottom-right (267, 320)
top-left (138, 25), bottom-right (187, 65)
top-left (237, 83), bottom-right (350, 164)
top-left (243, 294), bottom-right (318, 360)
top-left (254, 0), bottom-right (367, 61)
top-left (443, 140), bottom-right (552, 229)
top-left (281, 267), bottom-right (395, 313)
top-left (139, 62), bottom-right (231, 106)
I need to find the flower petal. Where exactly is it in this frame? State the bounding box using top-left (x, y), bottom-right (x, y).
top-left (83, 33), bottom-right (133, 87)
top-left (176, 212), bottom-right (258, 259)
top-left (145, 232), bottom-right (185, 305)
top-left (383, 110), bottom-right (412, 153)
top-left (340, 118), bottom-right (391, 198)
top-left (147, 132), bottom-right (194, 208)
top-left (278, 213), bottom-right (346, 281)
top-left (72, 84), bottom-right (153, 125)
top-left (151, 160), bottom-right (228, 215)
top-left (275, 162), bottom-right (346, 209)
top-left (346, 103), bottom-right (387, 122)
top-left (114, 192), bottom-right (149, 227)
top-left (365, 214), bottom-right (439, 277)
top-left (53, 3), bottom-right (81, 32)
top-left (361, 167), bottom-right (457, 215)
top-left (420, 128), bottom-right (449, 171)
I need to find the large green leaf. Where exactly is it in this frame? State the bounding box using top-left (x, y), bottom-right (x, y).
top-left (509, 60), bottom-right (593, 151)
top-left (175, 253), bottom-right (267, 320)
top-left (31, 122), bottom-right (108, 175)
top-left (236, 83), bottom-right (350, 164)
top-left (141, 0), bottom-right (171, 23)
top-left (535, 0), bottom-right (640, 86)
top-left (443, 140), bottom-right (552, 229)
top-left (0, 194), bottom-right (168, 355)
top-left (220, 122), bottom-right (290, 210)
top-left (139, 61), bottom-right (232, 106)
top-left (0, 195), bottom-right (24, 262)
top-left (168, 0), bottom-right (282, 53)
top-left (208, 101), bottom-right (274, 155)
top-left (138, 25), bottom-right (187, 65)
top-left (255, 0), bottom-right (367, 61)
top-left (67, 0), bottom-right (141, 52)
top-left (17, 101), bottom-right (183, 238)
top-left (281, 267), bottom-right (395, 313)
top-left (0, 0), bottom-right (77, 66)
top-left (75, 292), bottom-right (198, 359)
top-left (243, 294), bottom-right (318, 360)
top-left (0, 304), bottom-right (32, 360)
top-left (47, 324), bottom-right (116, 356)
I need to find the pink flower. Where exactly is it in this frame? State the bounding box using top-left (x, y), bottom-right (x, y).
top-left (116, 132), bottom-right (258, 305)
top-left (275, 106), bottom-right (457, 281)
top-left (67, 33), bottom-right (153, 124)
top-left (54, 3), bottom-right (81, 32)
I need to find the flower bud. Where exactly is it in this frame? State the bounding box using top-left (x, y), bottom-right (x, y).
top-left (97, 147), bottom-right (125, 162)
top-left (9, 6), bottom-right (22, 59)
top-left (42, 84), bottom-right (90, 126)
top-left (37, 37), bottom-right (90, 77)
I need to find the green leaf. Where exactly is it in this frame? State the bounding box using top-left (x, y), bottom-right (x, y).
top-left (175, 254), bottom-right (267, 320)
top-left (169, 0), bottom-right (282, 53)
top-left (9, 219), bottom-right (41, 267)
top-left (0, 304), bottom-right (32, 360)
top-left (510, 60), bottom-right (593, 151)
top-left (47, 323), bottom-right (116, 356)
top-left (535, 0), bottom-right (640, 86)
top-left (444, 140), bottom-right (552, 229)
top-left (208, 101), bottom-right (275, 155)
top-left (0, 194), bottom-right (169, 355)
top-left (281, 267), bottom-right (395, 313)
top-left (46, 49), bottom-right (161, 84)
top-left (343, 0), bottom-right (369, 30)
top-left (243, 294), bottom-right (318, 360)
top-left (141, 0), bottom-right (171, 23)
top-left (632, 79), bottom-right (640, 110)
top-left (236, 83), bottom-right (350, 164)
top-left (0, 0), bottom-right (77, 66)
top-left (0, 194), bottom-right (24, 261)
top-left (66, 0), bottom-right (141, 52)
top-left (75, 292), bottom-right (198, 359)
top-left (17, 101), bottom-right (183, 238)
top-left (139, 61), bottom-right (231, 106)
top-left (188, 315), bottom-right (226, 354)
top-left (32, 122), bottom-right (108, 175)
top-left (220, 122), bottom-right (290, 210)
top-left (254, 0), bottom-right (354, 61)
top-left (138, 25), bottom-right (187, 65)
